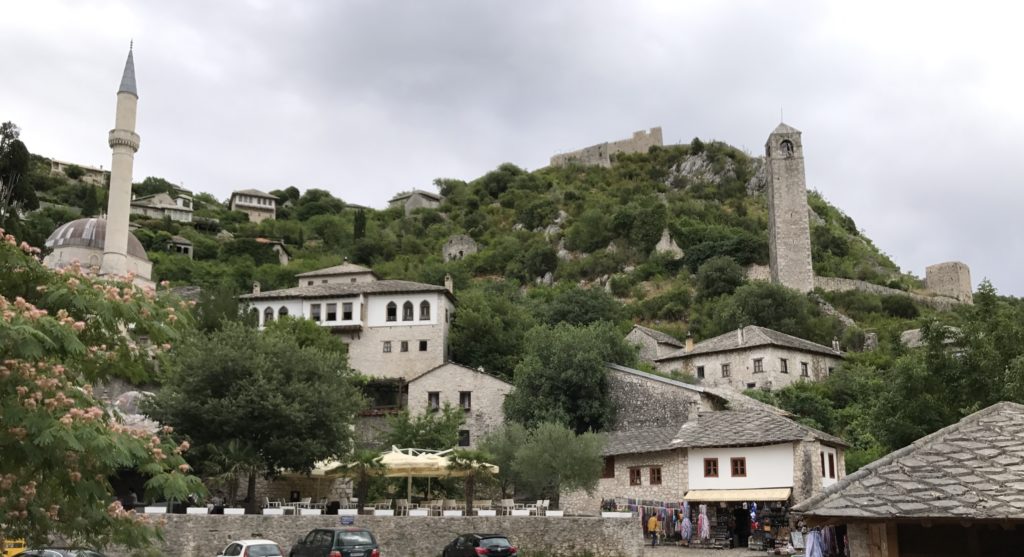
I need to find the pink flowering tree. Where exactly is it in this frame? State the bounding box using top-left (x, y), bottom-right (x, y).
top-left (0, 230), bottom-right (204, 550)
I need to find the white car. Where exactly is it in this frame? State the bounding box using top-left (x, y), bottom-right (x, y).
top-left (217, 539), bottom-right (283, 557)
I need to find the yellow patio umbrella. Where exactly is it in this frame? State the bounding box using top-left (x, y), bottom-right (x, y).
top-left (375, 446), bottom-right (499, 500)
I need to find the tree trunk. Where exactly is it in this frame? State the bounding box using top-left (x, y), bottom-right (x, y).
top-left (464, 474), bottom-right (475, 515)
top-left (246, 471), bottom-right (257, 514)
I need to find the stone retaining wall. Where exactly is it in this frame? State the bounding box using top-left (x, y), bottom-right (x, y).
top-left (813, 276), bottom-right (960, 310)
top-left (105, 515), bottom-right (642, 557)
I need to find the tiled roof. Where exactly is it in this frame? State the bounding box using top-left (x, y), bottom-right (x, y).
top-left (232, 188), bottom-right (277, 199)
top-left (655, 325), bottom-right (841, 361)
top-left (390, 189), bottom-right (441, 202)
top-left (295, 263), bottom-right (375, 278)
top-left (240, 279), bottom-right (448, 301)
top-left (703, 386), bottom-right (793, 418)
top-left (407, 362), bottom-right (512, 386)
top-left (671, 410), bottom-right (845, 449)
top-left (632, 325), bottom-right (685, 347)
top-left (605, 363), bottom-right (704, 394)
top-left (605, 426), bottom-right (681, 456)
top-left (794, 402), bottom-right (1024, 521)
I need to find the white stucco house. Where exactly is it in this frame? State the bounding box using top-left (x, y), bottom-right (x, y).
top-left (653, 325), bottom-right (843, 391)
top-left (130, 190), bottom-right (194, 223)
top-left (239, 263), bottom-right (455, 382)
top-left (229, 188), bottom-right (277, 223)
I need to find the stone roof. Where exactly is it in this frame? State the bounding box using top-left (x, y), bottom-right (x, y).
top-left (45, 218), bottom-right (148, 260)
top-left (132, 192), bottom-right (192, 212)
top-left (232, 188), bottom-right (277, 199)
top-left (390, 189), bottom-right (441, 202)
top-left (295, 262), bottom-right (375, 278)
top-left (118, 47), bottom-right (137, 97)
top-left (771, 122), bottom-right (800, 135)
top-left (703, 386), bottom-right (793, 418)
top-left (407, 362), bottom-right (512, 386)
top-left (169, 235), bottom-right (192, 245)
top-left (240, 279), bottom-right (449, 301)
top-left (605, 426), bottom-right (681, 457)
top-left (631, 324), bottom-right (684, 347)
top-left (794, 401), bottom-right (1024, 522)
top-left (655, 325), bottom-right (841, 362)
top-left (605, 363), bottom-right (704, 394)
top-left (671, 410), bottom-right (846, 449)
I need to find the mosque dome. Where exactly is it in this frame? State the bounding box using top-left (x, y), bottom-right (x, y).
top-left (45, 218), bottom-right (149, 260)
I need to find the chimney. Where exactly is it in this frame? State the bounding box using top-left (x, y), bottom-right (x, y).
top-left (444, 273), bottom-right (454, 294)
top-left (687, 400), bottom-right (700, 422)
top-left (252, 281), bottom-right (261, 295)
top-left (737, 327), bottom-right (745, 345)
top-left (685, 333), bottom-right (694, 353)
top-left (832, 337), bottom-right (840, 352)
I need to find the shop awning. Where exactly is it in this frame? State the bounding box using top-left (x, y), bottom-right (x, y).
top-left (684, 488), bottom-right (792, 502)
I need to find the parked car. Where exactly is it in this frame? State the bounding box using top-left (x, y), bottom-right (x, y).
top-left (442, 534), bottom-right (518, 557)
top-left (288, 528), bottom-right (379, 557)
top-left (217, 539), bottom-right (283, 557)
top-left (2, 539), bottom-right (26, 557)
top-left (19, 550), bottom-right (106, 557)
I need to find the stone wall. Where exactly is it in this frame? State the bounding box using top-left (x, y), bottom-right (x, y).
top-left (562, 449), bottom-right (687, 516)
top-left (550, 127), bottom-right (663, 168)
top-left (655, 346), bottom-right (841, 392)
top-left (813, 275), bottom-right (961, 310)
top-left (925, 261), bottom-right (973, 304)
top-left (104, 515), bottom-right (642, 557)
top-left (347, 322), bottom-right (448, 381)
top-left (407, 363), bottom-right (512, 447)
top-left (606, 367), bottom-right (709, 431)
top-left (443, 234), bottom-right (479, 261)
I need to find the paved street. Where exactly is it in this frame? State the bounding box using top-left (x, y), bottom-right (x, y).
top-left (642, 546), bottom-right (756, 556)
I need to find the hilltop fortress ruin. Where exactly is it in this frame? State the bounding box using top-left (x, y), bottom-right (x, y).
top-left (553, 124), bottom-right (974, 307)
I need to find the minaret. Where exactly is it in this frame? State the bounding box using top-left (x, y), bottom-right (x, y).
top-left (100, 44), bottom-right (141, 278)
top-left (766, 123), bottom-right (814, 293)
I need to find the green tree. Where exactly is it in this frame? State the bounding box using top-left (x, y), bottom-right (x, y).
top-left (385, 404), bottom-right (465, 450)
top-left (695, 255), bottom-right (746, 300)
top-left (0, 123), bottom-right (36, 225)
top-left (448, 282), bottom-right (536, 378)
top-left (353, 209), bottom-right (367, 240)
top-left (144, 321), bottom-right (364, 513)
top-left (340, 449), bottom-right (384, 509)
top-left (527, 282), bottom-right (623, 327)
top-left (478, 423), bottom-right (529, 498)
top-left (512, 423), bottom-right (604, 509)
top-left (447, 448), bottom-right (496, 514)
top-left (80, 185), bottom-right (100, 217)
top-left (504, 322), bottom-right (636, 433)
top-left (0, 227), bottom-right (202, 550)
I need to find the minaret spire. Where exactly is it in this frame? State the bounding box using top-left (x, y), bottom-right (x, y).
top-left (100, 44), bottom-right (142, 280)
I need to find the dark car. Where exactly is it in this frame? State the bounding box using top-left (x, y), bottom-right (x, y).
top-left (289, 527), bottom-right (379, 557)
top-left (441, 534), bottom-right (518, 557)
top-left (21, 550), bottom-right (107, 557)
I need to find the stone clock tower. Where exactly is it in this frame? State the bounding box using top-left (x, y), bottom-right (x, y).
top-left (766, 123), bottom-right (814, 293)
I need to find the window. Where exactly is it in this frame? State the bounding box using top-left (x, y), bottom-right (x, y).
top-left (445, 309), bottom-right (449, 323)
top-left (383, 341), bottom-right (392, 353)
top-left (828, 453), bottom-right (836, 479)
top-left (703, 458), bottom-right (719, 478)
top-left (721, 363), bottom-right (730, 378)
top-left (307, 280), bottom-right (314, 286)
top-left (427, 392), bottom-right (440, 411)
top-left (278, 306), bottom-right (288, 318)
top-left (400, 341), bottom-right (409, 352)
top-left (629, 468), bottom-right (642, 486)
top-left (402, 301), bottom-right (414, 321)
top-left (649, 467), bottom-right (662, 485)
top-left (602, 456), bottom-right (615, 479)
top-left (458, 430), bottom-right (470, 447)
top-left (731, 457), bottom-right (747, 477)
top-left (753, 358), bottom-right (764, 373)
top-left (828, 367), bottom-right (835, 375)
top-left (263, 307), bottom-right (274, 324)
top-left (696, 366), bottom-right (705, 379)
top-left (820, 451), bottom-right (826, 478)
top-left (420, 301), bottom-right (431, 320)
top-left (459, 391), bottom-right (471, 412)
top-left (342, 302), bottom-right (353, 320)
top-left (386, 302), bottom-right (397, 322)
top-left (747, 382), bottom-right (756, 389)
top-left (310, 304), bottom-right (321, 322)
top-left (801, 362), bottom-right (809, 377)
top-left (780, 358), bottom-right (789, 373)
top-left (350, 277), bottom-right (357, 283)
top-left (326, 303), bottom-right (337, 321)
top-left (223, 543), bottom-right (242, 556)
top-left (419, 340), bottom-right (428, 351)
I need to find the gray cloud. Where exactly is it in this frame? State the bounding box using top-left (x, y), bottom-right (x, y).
top-left (2, 0), bottom-right (1022, 295)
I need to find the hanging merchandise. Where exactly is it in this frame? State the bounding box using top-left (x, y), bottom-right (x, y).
top-left (698, 504), bottom-right (711, 540)
top-left (681, 502), bottom-right (693, 541)
top-left (806, 528), bottom-right (825, 557)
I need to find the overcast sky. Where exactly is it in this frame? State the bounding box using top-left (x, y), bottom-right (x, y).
top-left (2, 1), bottom-right (1022, 296)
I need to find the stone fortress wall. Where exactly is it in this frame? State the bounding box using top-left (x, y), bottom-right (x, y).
top-left (550, 127), bottom-right (663, 168)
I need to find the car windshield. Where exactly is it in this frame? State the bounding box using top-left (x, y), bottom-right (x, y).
top-left (245, 544), bottom-right (281, 557)
top-left (480, 537), bottom-right (512, 548)
top-left (336, 531), bottom-right (374, 546)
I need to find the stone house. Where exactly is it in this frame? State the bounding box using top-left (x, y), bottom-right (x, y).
top-left (239, 264), bottom-right (455, 382)
top-left (406, 363), bottom-right (512, 448)
top-left (49, 158), bottom-right (110, 187)
top-left (625, 325), bottom-right (686, 363)
top-left (654, 325), bottom-right (843, 392)
top-left (443, 234), bottom-right (479, 261)
top-left (130, 190), bottom-right (194, 223)
top-left (794, 401), bottom-right (1024, 557)
top-left (388, 189), bottom-right (442, 215)
top-left (563, 364), bottom-right (846, 520)
top-left (229, 188), bottom-right (277, 222)
top-left (167, 235), bottom-right (192, 258)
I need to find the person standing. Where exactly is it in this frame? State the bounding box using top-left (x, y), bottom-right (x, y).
top-left (648, 512), bottom-right (659, 546)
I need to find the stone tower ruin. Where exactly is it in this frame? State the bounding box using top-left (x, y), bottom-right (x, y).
top-left (925, 261), bottom-right (973, 304)
top-left (766, 123), bottom-right (815, 293)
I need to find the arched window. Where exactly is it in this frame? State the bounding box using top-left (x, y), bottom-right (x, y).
top-left (386, 302), bottom-right (397, 322)
top-left (263, 307), bottom-right (274, 325)
top-left (402, 301), bottom-right (414, 321)
top-left (420, 301), bottom-right (431, 321)
top-left (278, 306), bottom-right (289, 318)
top-left (780, 139), bottom-right (795, 158)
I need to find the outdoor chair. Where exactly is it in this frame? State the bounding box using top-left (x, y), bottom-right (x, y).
top-left (262, 497), bottom-right (281, 508)
top-left (313, 497), bottom-right (328, 509)
top-left (523, 500), bottom-right (544, 515)
top-left (427, 499), bottom-right (444, 516)
top-left (373, 499), bottom-right (393, 510)
top-left (295, 497), bottom-right (313, 508)
top-left (473, 499), bottom-right (492, 510)
top-left (443, 498), bottom-right (460, 511)
top-left (395, 499), bottom-right (410, 516)
top-left (499, 498), bottom-right (515, 515)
